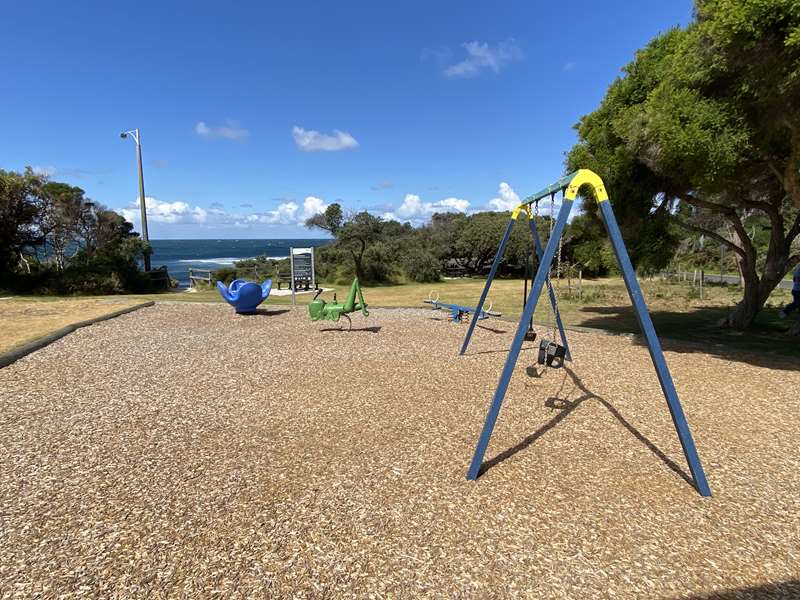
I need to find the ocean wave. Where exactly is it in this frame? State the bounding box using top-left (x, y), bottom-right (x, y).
top-left (176, 255), bottom-right (288, 265)
top-left (177, 258), bottom-right (244, 265)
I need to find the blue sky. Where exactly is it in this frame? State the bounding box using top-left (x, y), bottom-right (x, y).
top-left (1, 1), bottom-right (693, 239)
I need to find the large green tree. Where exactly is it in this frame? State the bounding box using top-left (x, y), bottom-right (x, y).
top-left (568, 0), bottom-right (800, 329)
top-left (40, 182), bottom-right (96, 270)
top-left (0, 168), bottom-right (47, 274)
top-left (307, 205), bottom-right (397, 282)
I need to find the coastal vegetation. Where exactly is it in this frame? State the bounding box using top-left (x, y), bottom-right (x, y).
top-left (0, 168), bottom-right (153, 294)
top-left (567, 0), bottom-right (800, 329)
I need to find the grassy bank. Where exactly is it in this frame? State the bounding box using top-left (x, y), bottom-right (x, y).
top-left (0, 298), bottom-right (143, 354)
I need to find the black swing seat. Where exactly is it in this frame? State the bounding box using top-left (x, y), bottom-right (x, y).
top-left (537, 338), bottom-right (566, 369)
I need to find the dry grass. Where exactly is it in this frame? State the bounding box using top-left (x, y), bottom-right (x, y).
top-left (0, 298), bottom-right (141, 353)
top-left (1, 304), bottom-right (798, 598)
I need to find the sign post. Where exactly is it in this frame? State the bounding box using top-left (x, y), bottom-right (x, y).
top-left (290, 247), bottom-right (296, 306)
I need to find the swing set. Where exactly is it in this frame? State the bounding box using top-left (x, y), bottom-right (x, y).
top-left (460, 169), bottom-right (711, 497)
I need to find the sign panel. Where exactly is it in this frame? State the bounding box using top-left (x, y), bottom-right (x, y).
top-left (292, 247), bottom-right (314, 279)
top-left (289, 247), bottom-right (317, 305)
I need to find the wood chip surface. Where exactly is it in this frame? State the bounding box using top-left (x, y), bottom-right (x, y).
top-left (1, 304), bottom-right (798, 599)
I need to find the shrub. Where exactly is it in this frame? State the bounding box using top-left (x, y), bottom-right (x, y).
top-left (400, 248), bottom-right (442, 283)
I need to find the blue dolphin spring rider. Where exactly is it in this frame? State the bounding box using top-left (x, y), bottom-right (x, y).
top-left (216, 279), bottom-right (273, 314)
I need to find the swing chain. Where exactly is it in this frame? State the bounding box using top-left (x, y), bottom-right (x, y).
top-left (549, 192), bottom-right (560, 342)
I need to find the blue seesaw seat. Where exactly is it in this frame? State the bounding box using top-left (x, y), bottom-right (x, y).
top-left (216, 278), bottom-right (272, 314)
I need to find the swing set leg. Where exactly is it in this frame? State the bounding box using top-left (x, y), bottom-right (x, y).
top-left (467, 200), bottom-right (574, 480)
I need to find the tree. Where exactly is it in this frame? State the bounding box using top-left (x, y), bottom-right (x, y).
top-left (0, 168), bottom-right (47, 275)
top-left (0, 166), bottom-right (152, 293)
top-left (40, 182), bottom-right (95, 270)
top-left (305, 203), bottom-right (343, 235)
top-left (568, 1), bottom-right (800, 329)
top-left (306, 206), bottom-right (390, 282)
top-left (93, 207), bottom-right (139, 252)
top-left (563, 214), bottom-right (617, 276)
top-left (420, 212), bottom-right (468, 267)
top-left (452, 212), bottom-right (510, 274)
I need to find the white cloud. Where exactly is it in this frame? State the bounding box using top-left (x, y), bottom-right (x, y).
top-left (443, 40), bottom-right (523, 78)
top-left (117, 194), bottom-right (329, 230)
top-left (120, 197), bottom-right (210, 225)
top-left (292, 126), bottom-right (359, 152)
top-left (563, 62), bottom-right (577, 72)
top-left (246, 201), bottom-right (299, 225)
top-left (439, 197), bottom-right (470, 212)
top-left (396, 194), bottom-right (423, 218)
top-left (302, 196), bottom-right (328, 220)
top-left (194, 120), bottom-right (249, 141)
top-left (489, 182), bottom-right (521, 211)
top-left (384, 193), bottom-right (470, 224)
top-left (32, 165), bottom-right (56, 177)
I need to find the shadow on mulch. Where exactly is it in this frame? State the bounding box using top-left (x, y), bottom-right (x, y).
top-left (476, 323), bottom-right (509, 334)
top-left (319, 326), bottom-right (382, 333)
top-left (424, 318), bottom-right (508, 334)
top-left (678, 580), bottom-right (800, 599)
top-left (479, 367), bottom-right (697, 491)
top-left (235, 309), bottom-right (291, 317)
top-left (576, 305), bottom-right (800, 370)
top-left (467, 345), bottom-right (537, 356)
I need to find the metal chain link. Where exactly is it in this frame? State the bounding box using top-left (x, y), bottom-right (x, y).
top-left (549, 193), bottom-right (561, 342)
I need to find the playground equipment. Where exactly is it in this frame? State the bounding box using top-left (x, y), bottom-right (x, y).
top-left (308, 278), bottom-right (369, 329)
top-left (461, 169), bottom-right (711, 497)
top-left (216, 278), bottom-right (272, 314)
top-left (527, 191), bottom-right (570, 374)
top-left (423, 291), bottom-right (501, 323)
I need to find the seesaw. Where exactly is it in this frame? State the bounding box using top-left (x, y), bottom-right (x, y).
top-left (423, 291), bottom-right (501, 323)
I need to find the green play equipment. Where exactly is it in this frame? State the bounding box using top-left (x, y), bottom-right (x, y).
top-left (308, 278), bottom-right (369, 328)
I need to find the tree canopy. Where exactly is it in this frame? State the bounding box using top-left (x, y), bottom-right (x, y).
top-left (0, 168), bottom-right (151, 293)
top-left (568, 0), bottom-right (800, 329)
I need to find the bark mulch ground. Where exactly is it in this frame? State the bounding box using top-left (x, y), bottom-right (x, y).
top-left (1, 304), bottom-right (798, 599)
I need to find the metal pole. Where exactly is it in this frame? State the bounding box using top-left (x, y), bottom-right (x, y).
top-left (598, 200), bottom-right (711, 496)
top-left (460, 219), bottom-right (515, 355)
top-left (133, 129), bottom-right (151, 271)
top-left (310, 247), bottom-right (317, 290)
top-left (467, 199), bottom-right (574, 480)
top-left (290, 248), bottom-right (296, 306)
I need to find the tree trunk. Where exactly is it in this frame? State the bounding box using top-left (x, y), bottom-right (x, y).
top-left (721, 255), bottom-right (788, 329)
top-left (18, 252), bottom-right (31, 274)
top-left (351, 252), bottom-right (364, 281)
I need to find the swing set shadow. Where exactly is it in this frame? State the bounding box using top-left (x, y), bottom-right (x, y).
top-left (477, 366), bottom-right (695, 488)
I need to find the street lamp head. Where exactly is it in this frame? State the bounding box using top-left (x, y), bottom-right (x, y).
top-left (120, 132), bottom-right (128, 139)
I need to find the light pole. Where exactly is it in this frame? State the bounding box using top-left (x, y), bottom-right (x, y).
top-left (120, 128), bottom-right (151, 271)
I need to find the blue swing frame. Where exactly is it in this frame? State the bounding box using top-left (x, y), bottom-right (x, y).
top-left (462, 170), bottom-right (711, 497)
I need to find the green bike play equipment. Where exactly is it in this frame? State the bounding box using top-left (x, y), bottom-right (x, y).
top-left (308, 278), bottom-right (369, 329)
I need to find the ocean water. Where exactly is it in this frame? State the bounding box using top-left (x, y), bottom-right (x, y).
top-left (149, 239), bottom-right (331, 284)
